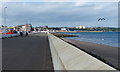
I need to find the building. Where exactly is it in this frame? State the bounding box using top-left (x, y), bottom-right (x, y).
top-left (61, 28), bottom-right (67, 31)
top-left (76, 26), bottom-right (86, 29)
top-left (15, 24), bottom-right (32, 31)
top-left (61, 28), bottom-right (70, 31)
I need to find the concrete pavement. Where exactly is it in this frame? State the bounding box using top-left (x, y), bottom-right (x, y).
top-left (2, 32), bottom-right (54, 70)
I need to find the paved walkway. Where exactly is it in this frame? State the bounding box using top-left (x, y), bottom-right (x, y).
top-left (2, 32), bottom-right (54, 70)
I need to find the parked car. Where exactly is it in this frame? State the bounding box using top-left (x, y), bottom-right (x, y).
top-left (2, 30), bottom-right (18, 38)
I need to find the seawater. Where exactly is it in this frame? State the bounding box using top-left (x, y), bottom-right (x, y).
top-left (58, 32), bottom-right (119, 47)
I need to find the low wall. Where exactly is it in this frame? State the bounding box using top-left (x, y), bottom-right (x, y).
top-left (48, 33), bottom-right (66, 70)
top-left (48, 33), bottom-right (116, 70)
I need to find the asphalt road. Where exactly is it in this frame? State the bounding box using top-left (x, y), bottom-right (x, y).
top-left (2, 32), bottom-right (54, 70)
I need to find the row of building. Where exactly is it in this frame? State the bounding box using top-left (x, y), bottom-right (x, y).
top-left (1, 24), bottom-right (101, 33)
top-left (0, 24), bottom-right (51, 33)
top-left (0, 24), bottom-right (33, 33)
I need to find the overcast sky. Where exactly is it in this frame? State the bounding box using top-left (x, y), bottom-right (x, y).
top-left (0, 1), bottom-right (118, 27)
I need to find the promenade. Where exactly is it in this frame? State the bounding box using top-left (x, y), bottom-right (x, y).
top-left (1, 32), bottom-right (116, 71)
top-left (2, 32), bottom-right (54, 70)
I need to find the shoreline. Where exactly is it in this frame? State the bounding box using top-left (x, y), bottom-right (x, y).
top-left (50, 32), bottom-right (79, 37)
top-left (56, 31), bottom-right (120, 32)
top-left (61, 38), bottom-right (119, 70)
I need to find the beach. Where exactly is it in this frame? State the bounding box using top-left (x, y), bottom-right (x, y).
top-left (62, 38), bottom-right (119, 70)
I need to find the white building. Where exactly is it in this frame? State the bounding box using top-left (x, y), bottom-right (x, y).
top-left (61, 28), bottom-right (67, 31)
top-left (78, 26), bottom-right (86, 29)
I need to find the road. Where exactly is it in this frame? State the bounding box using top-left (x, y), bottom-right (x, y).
top-left (2, 32), bottom-right (54, 70)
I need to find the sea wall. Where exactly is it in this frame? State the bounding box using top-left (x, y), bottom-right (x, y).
top-left (47, 33), bottom-right (116, 70)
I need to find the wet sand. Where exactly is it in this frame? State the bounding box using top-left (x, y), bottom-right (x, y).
top-left (62, 38), bottom-right (119, 70)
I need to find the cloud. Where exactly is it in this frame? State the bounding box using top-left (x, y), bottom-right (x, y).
top-left (1, 0), bottom-right (119, 2)
top-left (0, 2), bottom-right (118, 27)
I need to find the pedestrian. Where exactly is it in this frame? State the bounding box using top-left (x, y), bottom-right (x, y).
top-left (26, 32), bottom-right (28, 36)
top-left (20, 32), bottom-right (23, 36)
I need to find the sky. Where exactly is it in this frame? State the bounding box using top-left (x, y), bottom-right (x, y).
top-left (0, 0), bottom-right (119, 27)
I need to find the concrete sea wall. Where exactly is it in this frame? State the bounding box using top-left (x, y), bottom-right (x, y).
top-left (48, 33), bottom-right (116, 70)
